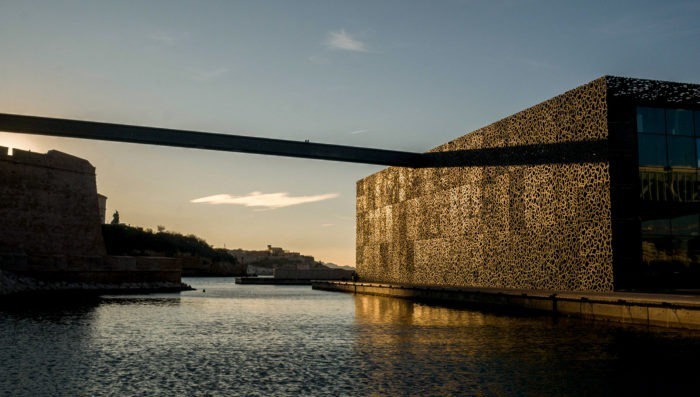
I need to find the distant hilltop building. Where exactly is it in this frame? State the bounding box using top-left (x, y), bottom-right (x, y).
top-left (229, 245), bottom-right (318, 276)
top-left (357, 76), bottom-right (700, 292)
top-left (267, 245), bottom-right (284, 256)
top-left (229, 245), bottom-right (315, 265)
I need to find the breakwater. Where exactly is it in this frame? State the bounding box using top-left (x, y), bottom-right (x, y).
top-left (0, 254), bottom-right (189, 296)
top-left (0, 269), bottom-right (191, 297)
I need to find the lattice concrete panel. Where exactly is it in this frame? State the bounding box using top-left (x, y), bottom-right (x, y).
top-left (357, 77), bottom-right (615, 291)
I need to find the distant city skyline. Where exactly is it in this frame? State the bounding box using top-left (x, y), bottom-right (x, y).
top-left (1, 0), bottom-right (699, 266)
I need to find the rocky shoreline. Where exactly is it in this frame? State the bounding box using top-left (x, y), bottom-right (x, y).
top-left (0, 269), bottom-right (194, 298)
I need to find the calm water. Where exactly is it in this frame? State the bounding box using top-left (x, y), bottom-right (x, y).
top-left (2, 278), bottom-right (700, 396)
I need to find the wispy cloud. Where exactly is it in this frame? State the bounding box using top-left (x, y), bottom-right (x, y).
top-left (325, 29), bottom-right (368, 52)
top-left (326, 85), bottom-right (353, 92)
top-left (149, 30), bottom-right (190, 46)
top-left (191, 191), bottom-right (340, 210)
top-left (191, 67), bottom-right (230, 82)
top-left (349, 129), bottom-right (369, 135)
top-left (322, 223), bottom-right (335, 227)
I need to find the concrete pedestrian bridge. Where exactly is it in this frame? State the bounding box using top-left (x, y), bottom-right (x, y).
top-left (0, 112), bottom-right (605, 168)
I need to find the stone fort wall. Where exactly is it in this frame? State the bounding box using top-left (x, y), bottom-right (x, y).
top-left (356, 77), bottom-right (614, 291)
top-left (0, 146), bottom-right (106, 257)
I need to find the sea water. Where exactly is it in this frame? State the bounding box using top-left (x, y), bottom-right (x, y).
top-left (1, 277), bottom-right (700, 396)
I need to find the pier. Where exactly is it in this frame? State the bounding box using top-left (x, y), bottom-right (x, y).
top-left (313, 281), bottom-right (700, 330)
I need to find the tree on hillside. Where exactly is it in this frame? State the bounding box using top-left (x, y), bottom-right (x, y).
top-left (101, 223), bottom-right (236, 263)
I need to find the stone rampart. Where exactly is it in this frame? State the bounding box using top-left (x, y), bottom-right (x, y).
top-left (0, 254), bottom-right (181, 284)
top-left (0, 147), bottom-right (105, 256)
top-left (0, 147), bottom-right (186, 294)
top-left (356, 77), bottom-right (614, 291)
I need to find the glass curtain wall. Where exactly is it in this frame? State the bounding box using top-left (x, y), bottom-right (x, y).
top-left (637, 107), bottom-right (700, 278)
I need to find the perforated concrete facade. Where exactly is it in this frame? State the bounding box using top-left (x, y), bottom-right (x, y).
top-left (357, 76), bottom-right (700, 291)
top-left (357, 77), bottom-right (617, 291)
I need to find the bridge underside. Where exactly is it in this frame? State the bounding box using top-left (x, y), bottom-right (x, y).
top-left (0, 113), bottom-right (608, 168)
top-left (0, 113), bottom-right (421, 167)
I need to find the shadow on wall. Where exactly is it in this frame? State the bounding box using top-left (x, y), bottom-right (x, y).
top-left (417, 140), bottom-right (608, 168)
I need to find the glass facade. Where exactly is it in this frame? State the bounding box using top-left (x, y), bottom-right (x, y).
top-left (637, 107), bottom-right (700, 278)
top-left (637, 107), bottom-right (700, 168)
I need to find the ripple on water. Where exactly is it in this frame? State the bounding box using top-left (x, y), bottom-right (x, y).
top-left (2, 278), bottom-right (700, 396)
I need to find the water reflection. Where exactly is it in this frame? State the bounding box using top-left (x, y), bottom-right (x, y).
top-left (353, 294), bottom-right (700, 396)
top-left (99, 295), bottom-right (182, 307)
top-left (0, 294), bottom-right (100, 318)
top-left (0, 296), bottom-right (99, 396)
top-left (355, 293), bottom-right (488, 327)
top-left (354, 295), bottom-right (542, 396)
top-left (3, 281), bottom-right (700, 396)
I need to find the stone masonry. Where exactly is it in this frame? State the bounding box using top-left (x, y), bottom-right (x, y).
top-left (0, 147), bottom-right (106, 256)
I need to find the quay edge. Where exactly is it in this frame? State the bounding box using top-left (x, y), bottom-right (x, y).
top-left (313, 281), bottom-right (700, 331)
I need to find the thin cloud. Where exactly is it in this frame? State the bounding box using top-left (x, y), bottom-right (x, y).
top-left (514, 57), bottom-right (556, 71)
top-left (349, 129), bottom-right (369, 135)
top-left (149, 31), bottom-right (190, 46)
top-left (191, 191), bottom-right (340, 210)
top-left (322, 223), bottom-right (335, 227)
top-left (192, 67), bottom-right (230, 82)
top-left (326, 85), bottom-right (353, 92)
top-left (326, 29), bottom-right (368, 52)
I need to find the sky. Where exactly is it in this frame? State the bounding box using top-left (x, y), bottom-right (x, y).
top-left (1, 0), bottom-right (699, 266)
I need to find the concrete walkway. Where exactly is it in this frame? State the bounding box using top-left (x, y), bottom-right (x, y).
top-left (312, 281), bottom-right (700, 331)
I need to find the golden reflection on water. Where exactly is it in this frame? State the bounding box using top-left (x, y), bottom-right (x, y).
top-left (354, 294), bottom-right (487, 327)
top-left (351, 294), bottom-right (606, 396)
top-left (352, 295), bottom-right (503, 396)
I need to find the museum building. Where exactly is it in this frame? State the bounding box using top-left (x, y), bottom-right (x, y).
top-left (356, 76), bottom-right (700, 291)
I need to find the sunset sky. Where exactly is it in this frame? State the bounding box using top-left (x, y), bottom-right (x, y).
top-left (1, 0), bottom-right (699, 266)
